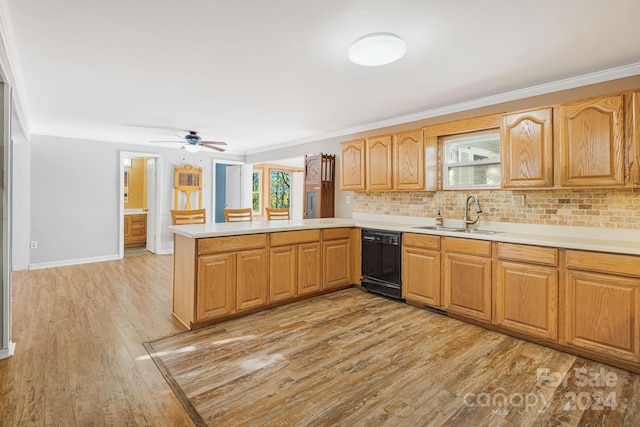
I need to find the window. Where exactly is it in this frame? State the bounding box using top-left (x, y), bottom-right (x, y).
top-left (442, 129), bottom-right (501, 189)
top-left (252, 171), bottom-right (262, 213)
top-left (270, 171), bottom-right (291, 208)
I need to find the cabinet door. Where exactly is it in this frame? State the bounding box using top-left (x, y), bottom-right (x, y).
top-left (394, 129), bottom-right (425, 190)
top-left (558, 94), bottom-right (624, 187)
top-left (502, 108), bottom-right (553, 188)
top-left (269, 246), bottom-right (297, 303)
top-left (124, 215), bottom-right (132, 238)
top-left (298, 242), bottom-right (322, 295)
top-left (366, 135), bottom-right (393, 190)
top-left (402, 246), bottom-right (440, 307)
top-left (196, 253), bottom-right (236, 321)
top-left (323, 239), bottom-right (351, 289)
top-left (443, 252), bottom-right (492, 322)
top-left (340, 139), bottom-right (366, 190)
top-left (564, 270), bottom-right (640, 362)
top-left (236, 248), bottom-right (269, 311)
top-left (495, 260), bottom-right (558, 340)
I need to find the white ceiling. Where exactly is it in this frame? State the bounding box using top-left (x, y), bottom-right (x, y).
top-left (4, 0), bottom-right (640, 154)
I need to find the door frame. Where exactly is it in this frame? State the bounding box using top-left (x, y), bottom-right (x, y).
top-left (119, 151), bottom-right (163, 258)
top-left (212, 159), bottom-right (244, 223)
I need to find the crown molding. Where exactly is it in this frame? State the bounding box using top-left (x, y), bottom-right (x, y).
top-left (0, 0), bottom-right (30, 141)
top-left (245, 62), bottom-right (640, 155)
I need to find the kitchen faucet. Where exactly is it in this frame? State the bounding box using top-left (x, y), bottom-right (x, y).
top-left (463, 194), bottom-right (482, 228)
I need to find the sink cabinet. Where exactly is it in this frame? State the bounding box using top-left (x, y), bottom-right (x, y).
top-left (442, 237), bottom-right (492, 322)
top-left (402, 233), bottom-right (441, 307)
top-left (124, 214), bottom-right (146, 247)
top-left (495, 243), bottom-right (558, 340)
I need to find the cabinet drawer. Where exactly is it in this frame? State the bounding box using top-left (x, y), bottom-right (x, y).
top-left (323, 227), bottom-right (352, 241)
top-left (198, 234), bottom-right (267, 255)
top-left (132, 228), bottom-right (145, 237)
top-left (131, 214), bottom-right (146, 222)
top-left (132, 221), bottom-right (145, 229)
top-left (566, 250), bottom-right (640, 278)
top-left (271, 229), bottom-right (321, 246)
top-left (498, 243), bottom-right (557, 266)
top-left (442, 237), bottom-right (491, 257)
top-left (403, 233), bottom-right (440, 250)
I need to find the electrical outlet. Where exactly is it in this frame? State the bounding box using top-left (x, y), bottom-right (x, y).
top-left (31, 241), bottom-right (38, 249)
top-left (346, 195), bottom-right (351, 204)
top-left (511, 195), bottom-right (525, 207)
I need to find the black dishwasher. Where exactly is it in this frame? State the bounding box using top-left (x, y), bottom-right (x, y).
top-left (361, 229), bottom-right (403, 300)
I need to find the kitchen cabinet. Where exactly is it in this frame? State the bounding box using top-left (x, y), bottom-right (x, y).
top-left (557, 94), bottom-right (625, 187)
top-left (236, 248), bottom-right (269, 311)
top-left (124, 214), bottom-right (146, 247)
top-left (322, 228), bottom-right (352, 289)
top-left (495, 243), bottom-right (558, 340)
top-left (197, 253), bottom-right (236, 321)
top-left (269, 230), bottom-right (322, 302)
top-left (501, 108), bottom-right (554, 188)
top-left (366, 135), bottom-right (394, 190)
top-left (194, 234), bottom-right (268, 323)
top-left (394, 129), bottom-right (425, 190)
top-left (563, 250), bottom-right (640, 364)
top-left (402, 233), bottom-right (441, 307)
top-left (442, 237), bottom-right (492, 322)
top-left (340, 139), bottom-right (366, 191)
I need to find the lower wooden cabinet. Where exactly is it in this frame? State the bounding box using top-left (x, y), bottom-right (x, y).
top-left (323, 239), bottom-right (351, 288)
top-left (236, 249), bottom-right (269, 311)
top-left (298, 242), bottom-right (322, 295)
top-left (402, 233), bottom-right (441, 307)
top-left (495, 243), bottom-right (558, 340)
top-left (196, 253), bottom-right (236, 321)
top-left (442, 237), bottom-right (492, 322)
top-left (269, 246), bottom-right (297, 302)
top-left (124, 214), bottom-right (146, 247)
top-left (563, 250), bottom-right (640, 364)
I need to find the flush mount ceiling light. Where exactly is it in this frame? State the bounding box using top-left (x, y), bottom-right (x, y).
top-left (348, 33), bottom-right (406, 66)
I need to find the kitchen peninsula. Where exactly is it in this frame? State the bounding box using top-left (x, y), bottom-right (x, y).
top-left (171, 213), bottom-right (640, 374)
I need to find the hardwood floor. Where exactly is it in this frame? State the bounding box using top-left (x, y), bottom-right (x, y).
top-left (2, 254), bottom-right (639, 426)
top-left (1, 255), bottom-right (193, 426)
top-left (149, 289), bottom-right (640, 427)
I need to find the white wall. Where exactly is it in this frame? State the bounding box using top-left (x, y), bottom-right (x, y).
top-left (11, 120), bottom-right (28, 271)
top-left (28, 134), bottom-right (243, 268)
top-left (245, 135), bottom-right (354, 218)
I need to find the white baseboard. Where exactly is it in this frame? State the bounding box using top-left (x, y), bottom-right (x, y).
top-left (0, 341), bottom-right (16, 360)
top-left (29, 254), bottom-right (121, 270)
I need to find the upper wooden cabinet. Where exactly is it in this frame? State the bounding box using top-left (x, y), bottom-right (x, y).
top-left (340, 139), bottom-right (366, 191)
top-left (557, 94), bottom-right (625, 187)
top-left (341, 129), bottom-right (425, 191)
top-left (366, 135), bottom-right (394, 190)
top-left (501, 108), bottom-right (553, 188)
top-left (394, 129), bottom-right (425, 190)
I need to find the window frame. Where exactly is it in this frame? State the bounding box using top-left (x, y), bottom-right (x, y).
top-left (442, 128), bottom-right (501, 190)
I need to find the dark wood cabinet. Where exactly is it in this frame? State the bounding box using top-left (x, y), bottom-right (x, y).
top-left (304, 153), bottom-right (335, 218)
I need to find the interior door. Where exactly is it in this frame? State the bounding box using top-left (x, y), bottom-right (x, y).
top-left (145, 158), bottom-right (156, 253)
top-left (225, 165), bottom-right (242, 209)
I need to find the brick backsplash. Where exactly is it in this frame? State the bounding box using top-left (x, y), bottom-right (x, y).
top-left (353, 189), bottom-right (640, 229)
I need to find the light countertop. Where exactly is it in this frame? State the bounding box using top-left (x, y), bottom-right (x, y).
top-left (168, 213), bottom-right (640, 256)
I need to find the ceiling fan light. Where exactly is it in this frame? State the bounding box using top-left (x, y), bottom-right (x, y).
top-left (184, 144), bottom-right (201, 153)
top-left (348, 33), bottom-right (406, 66)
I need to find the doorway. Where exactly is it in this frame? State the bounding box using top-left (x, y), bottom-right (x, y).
top-left (213, 160), bottom-right (244, 223)
top-left (119, 152), bottom-right (162, 258)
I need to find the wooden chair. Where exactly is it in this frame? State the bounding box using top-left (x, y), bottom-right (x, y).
top-left (171, 209), bottom-right (206, 225)
top-left (266, 207), bottom-right (290, 220)
top-left (224, 208), bottom-right (253, 222)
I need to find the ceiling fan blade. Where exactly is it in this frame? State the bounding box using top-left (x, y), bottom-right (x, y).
top-left (201, 144), bottom-right (226, 152)
top-left (202, 140), bottom-right (228, 146)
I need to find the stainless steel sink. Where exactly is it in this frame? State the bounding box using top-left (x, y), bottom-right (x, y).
top-left (412, 226), bottom-right (502, 235)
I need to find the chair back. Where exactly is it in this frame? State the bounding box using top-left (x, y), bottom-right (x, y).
top-left (266, 207), bottom-right (290, 220)
top-left (224, 208), bottom-right (253, 222)
top-left (171, 209), bottom-right (206, 225)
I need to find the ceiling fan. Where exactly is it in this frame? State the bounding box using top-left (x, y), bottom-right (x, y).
top-left (150, 130), bottom-right (227, 153)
